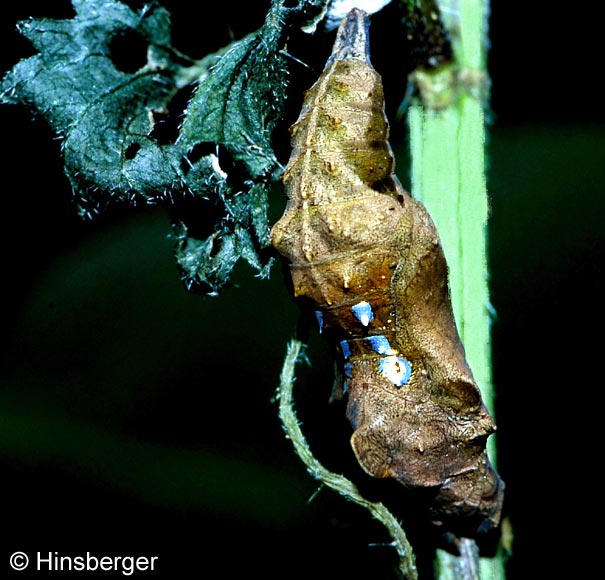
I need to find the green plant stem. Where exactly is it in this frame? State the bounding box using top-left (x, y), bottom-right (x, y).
top-left (276, 339), bottom-right (418, 579)
top-left (408, 0), bottom-right (505, 578)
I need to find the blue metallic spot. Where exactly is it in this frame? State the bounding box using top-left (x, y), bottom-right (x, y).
top-left (351, 300), bottom-right (374, 326)
top-left (342, 362), bottom-right (353, 396)
top-left (343, 362), bottom-right (353, 378)
top-left (340, 340), bottom-right (351, 359)
top-left (364, 334), bottom-right (395, 355)
top-left (379, 356), bottom-right (412, 387)
top-left (315, 310), bottom-right (324, 333)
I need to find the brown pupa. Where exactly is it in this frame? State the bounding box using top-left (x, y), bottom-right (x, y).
top-left (271, 8), bottom-right (503, 535)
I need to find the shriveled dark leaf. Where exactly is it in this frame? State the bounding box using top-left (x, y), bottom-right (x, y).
top-left (173, 184), bottom-right (274, 294)
top-left (174, 2), bottom-right (296, 291)
top-left (0, 0), bottom-right (329, 293)
top-left (1, 0), bottom-right (185, 216)
top-left (168, 0), bottom-right (329, 292)
top-left (179, 34), bottom-right (284, 181)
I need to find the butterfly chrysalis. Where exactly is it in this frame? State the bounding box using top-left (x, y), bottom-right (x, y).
top-left (271, 8), bottom-right (504, 534)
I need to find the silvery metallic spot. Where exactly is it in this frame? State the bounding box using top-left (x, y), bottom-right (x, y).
top-left (364, 334), bottom-right (395, 355)
top-left (379, 355), bottom-right (412, 387)
top-left (351, 300), bottom-right (374, 326)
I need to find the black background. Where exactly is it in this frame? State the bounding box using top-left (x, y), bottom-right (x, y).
top-left (1, 1), bottom-right (602, 578)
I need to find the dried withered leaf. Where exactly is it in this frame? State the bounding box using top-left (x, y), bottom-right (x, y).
top-left (0, 0), bottom-right (328, 294)
top-left (271, 8), bottom-right (504, 535)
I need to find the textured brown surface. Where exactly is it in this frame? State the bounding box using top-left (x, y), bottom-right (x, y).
top-left (271, 9), bottom-right (503, 534)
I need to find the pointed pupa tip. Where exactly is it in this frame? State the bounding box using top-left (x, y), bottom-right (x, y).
top-left (329, 8), bottom-right (371, 64)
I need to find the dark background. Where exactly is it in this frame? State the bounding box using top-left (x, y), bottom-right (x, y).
top-left (1, 1), bottom-right (602, 578)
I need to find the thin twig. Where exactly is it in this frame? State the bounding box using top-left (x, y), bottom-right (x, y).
top-left (276, 338), bottom-right (418, 580)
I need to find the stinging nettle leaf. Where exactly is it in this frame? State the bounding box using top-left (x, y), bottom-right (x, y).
top-left (179, 32), bottom-right (286, 181)
top-left (1, 0), bottom-right (330, 293)
top-left (1, 0), bottom-right (186, 215)
top-left (173, 1), bottom-right (296, 292)
top-left (171, 0), bottom-right (329, 292)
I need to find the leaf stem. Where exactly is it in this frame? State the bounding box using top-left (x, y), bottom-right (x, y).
top-left (408, 1), bottom-right (506, 578)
